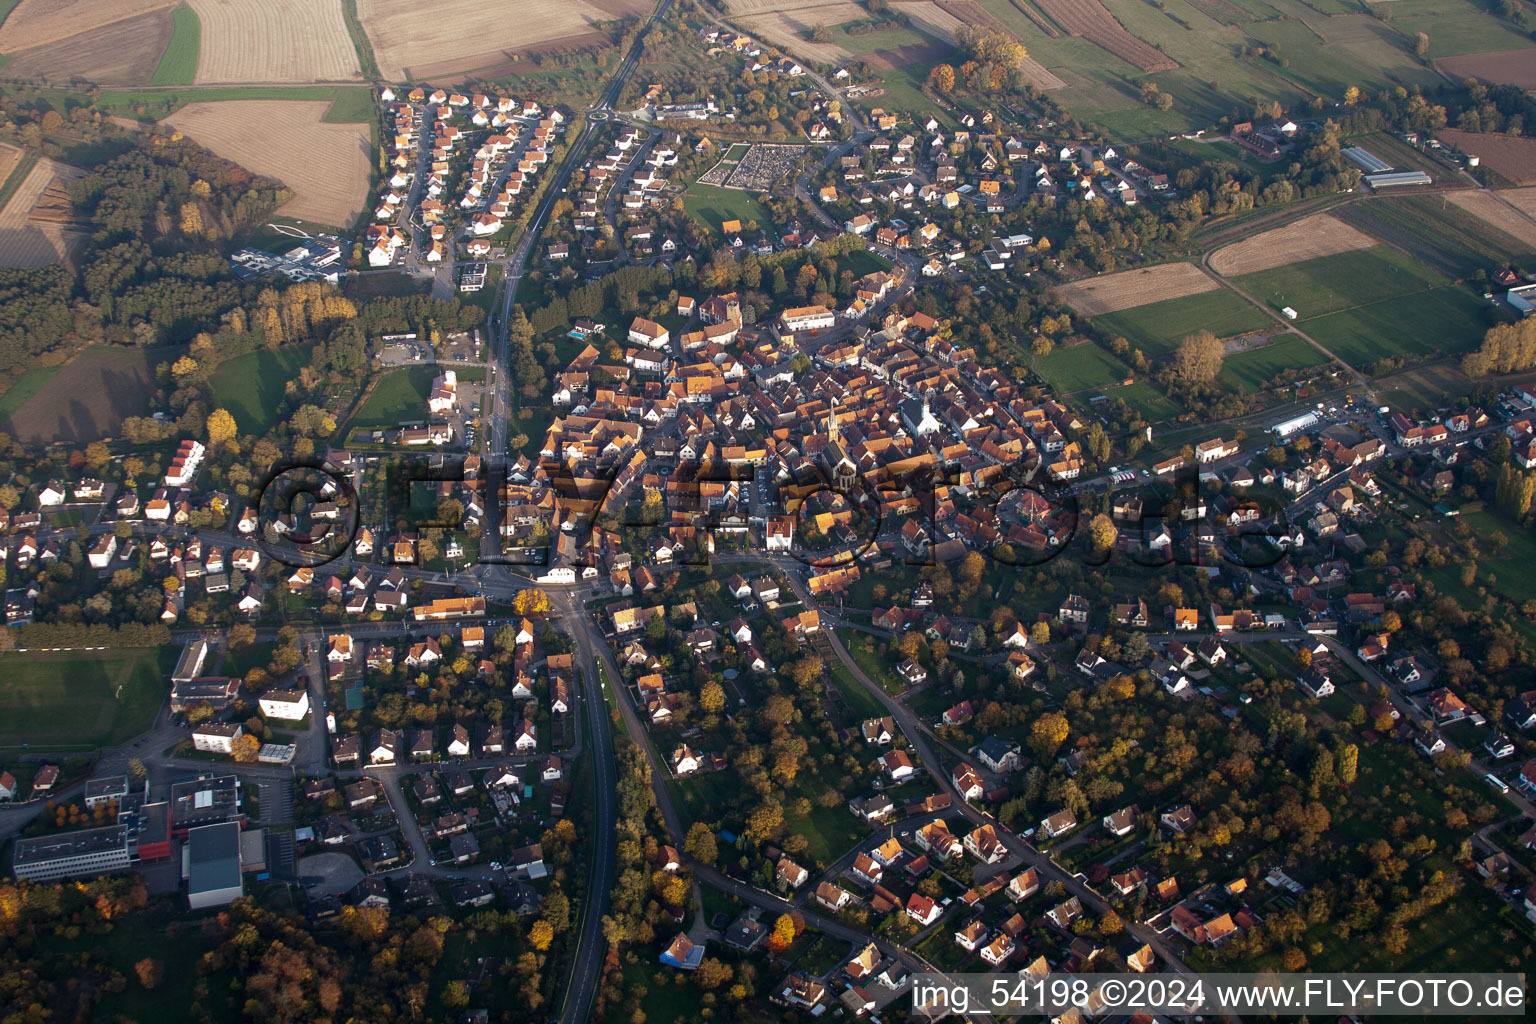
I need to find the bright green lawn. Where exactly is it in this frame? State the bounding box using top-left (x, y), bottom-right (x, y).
top-left (209, 345), bottom-right (314, 435)
top-left (1034, 342), bottom-right (1130, 393)
top-left (0, 648), bottom-right (174, 749)
top-left (1231, 245), bottom-right (1449, 320)
top-left (1300, 285), bottom-right (1493, 367)
top-left (1094, 287), bottom-right (1274, 357)
top-left (0, 364), bottom-right (63, 422)
top-left (350, 365), bottom-right (439, 428)
top-left (149, 4), bottom-right (201, 86)
top-left (681, 183), bottom-right (771, 238)
top-left (1218, 334), bottom-right (1328, 393)
top-left (1102, 380), bottom-right (1184, 421)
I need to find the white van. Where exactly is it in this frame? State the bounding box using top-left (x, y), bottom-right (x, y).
top-left (1486, 772), bottom-right (1509, 794)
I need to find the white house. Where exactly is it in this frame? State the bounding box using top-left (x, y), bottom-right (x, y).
top-left (258, 689), bottom-right (310, 721)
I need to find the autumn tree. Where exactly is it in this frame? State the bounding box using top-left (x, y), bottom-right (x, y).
top-left (1169, 330), bottom-right (1223, 386)
top-left (231, 733), bottom-right (260, 763)
top-left (207, 408), bottom-right (238, 447)
top-left (700, 680), bottom-right (725, 713)
top-left (684, 821), bottom-right (718, 866)
top-left (765, 913), bottom-right (797, 953)
top-left (529, 919), bottom-right (554, 950)
top-left (928, 64), bottom-right (956, 94)
top-left (134, 958), bottom-right (163, 989)
top-left (1030, 711), bottom-right (1069, 760)
top-left (1088, 513), bottom-right (1117, 553)
top-left (514, 589), bottom-right (551, 615)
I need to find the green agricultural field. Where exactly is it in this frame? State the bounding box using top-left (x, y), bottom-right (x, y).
top-left (681, 183), bottom-right (771, 237)
top-left (1034, 342), bottom-right (1131, 393)
top-left (321, 86), bottom-right (375, 124)
top-left (1388, 0), bottom-right (1536, 57)
top-left (97, 85), bottom-right (355, 120)
top-left (1338, 195), bottom-right (1534, 280)
top-left (350, 365), bottom-right (438, 428)
top-left (1218, 334), bottom-right (1328, 393)
top-left (1301, 284), bottom-right (1494, 366)
top-left (835, 248), bottom-right (893, 278)
top-left (149, 4), bottom-right (201, 87)
top-left (1094, 288), bottom-right (1272, 357)
top-left (209, 345), bottom-right (315, 435)
top-left (0, 648), bottom-right (174, 749)
top-left (831, 20), bottom-right (930, 56)
top-left (968, 0), bottom-right (1476, 137)
top-left (0, 364), bottom-right (62, 422)
top-left (1232, 245), bottom-right (1448, 320)
top-left (1101, 380), bottom-right (1184, 421)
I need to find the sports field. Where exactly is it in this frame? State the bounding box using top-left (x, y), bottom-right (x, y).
top-left (208, 344), bottom-right (314, 435)
top-left (350, 365), bottom-right (438, 428)
top-left (0, 647), bottom-right (174, 749)
top-left (681, 183), bottom-right (771, 238)
top-left (1300, 286), bottom-right (1492, 367)
top-left (1033, 341), bottom-right (1129, 392)
top-left (1230, 245), bottom-right (1448, 321)
top-left (1218, 335), bottom-right (1328, 393)
top-left (1093, 288), bottom-right (1272, 357)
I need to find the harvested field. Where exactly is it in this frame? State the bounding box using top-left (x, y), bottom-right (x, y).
top-left (2, 344), bottom-right (174, 443)
top-left (0, 7), bottom-right (173, 84)
top-left (1056, 262), bottom-right (1217, 315)
top-left (1436, 128), bottom-right (1536, 186)
top-left (0, 0), bottom-right (177, 52)
top-left (0, 144), bottom-right (20, 187)
top-left (1033, 0), bottom-right (1177, 72)
top-left (1017, 55), bottom-right (1067, 90)
top-left (1499, 188), bottom-right (1536, 222)
top-left (1208, 213), bottom-right (1379, 276)
top-left (1437, 49), bottom-right (1536, 90)
top-left (738, 3), bottom-right (866, 64)
top-left (1443, 190), bottom-right (1536, 251)
top-left (358, 0), bottom-right (646, 80)
top-left (165, 100), bottom-right (370, 225)
top-left (727, 0), bottom-right (852, 10)
top-left (0, 159), bottom-right (87, 270)
top-left (891, 1), bottom-right (1063, 86)
top-left (190, 0), bottom-right (360, 83)
top-left (892, 1), bottom-right (967, 43)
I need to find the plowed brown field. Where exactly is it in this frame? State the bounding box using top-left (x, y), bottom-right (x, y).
top-left (1033, 0), bottom-right (1177, 72)
top-left (1057, 262), bottom-right (1217, 315)
top-left (165, 100), bottom-right (370, 225)
top-left (1208, 213), bottom-right (1379, 276)
top-left (0, 0), bottom-right (178, 52)
top-left (0, 7), bottom-right (172, 83)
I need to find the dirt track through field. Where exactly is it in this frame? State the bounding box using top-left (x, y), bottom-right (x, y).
top-left (1207, 213), bottom-right (1378, 276)
top-left (1443, 190), bottom-right (1536, 251)
top-left (166, 99), bottom-right (371, 225)
top-left (191, 0), bottom-right (361, 82)
top-left (358, 0), bottom-right (646, 79)
top-left (0, 159), bottom-right (87, 269)
top-left (1057, 262), bottom-right (1219, 315)
top-left (0, 0), bottom-right (178, 52)
top-left (1497, 187), bottom-right (1536, 225)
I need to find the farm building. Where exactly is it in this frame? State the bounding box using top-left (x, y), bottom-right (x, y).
top-left (1364, 171), bottom-right (1431, 188)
